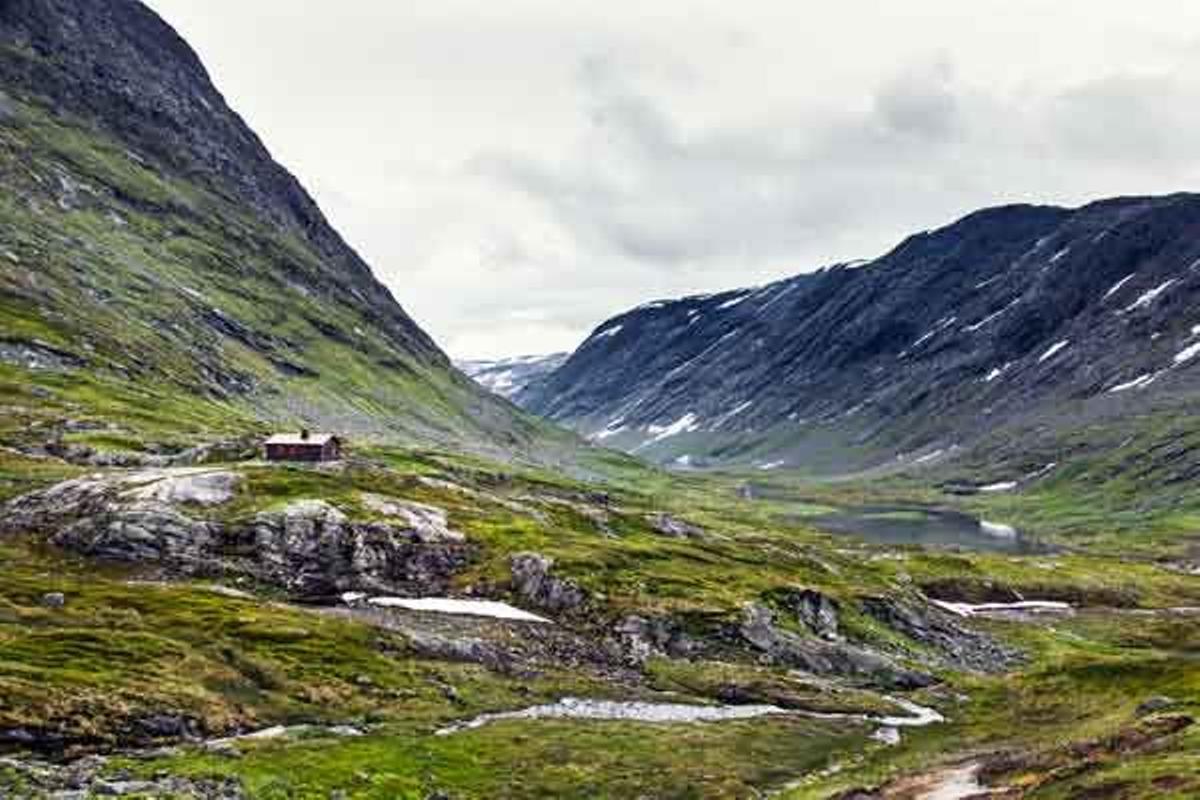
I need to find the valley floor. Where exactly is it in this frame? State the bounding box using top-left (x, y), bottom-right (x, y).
top-left (0, 442), bottom-right (1197, 799)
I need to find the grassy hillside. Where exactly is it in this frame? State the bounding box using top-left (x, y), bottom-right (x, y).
top-left (0, 92), bottom-right (586, 465)
top-left (0, 445), bottom-right (1197, 798)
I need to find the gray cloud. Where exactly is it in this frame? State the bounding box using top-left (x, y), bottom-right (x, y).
top-left (147, 0), bottom-right (1200, 357)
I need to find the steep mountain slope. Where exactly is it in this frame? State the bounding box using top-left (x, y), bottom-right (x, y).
top-left (456, 353), bottom-right (569, 399)
top-left (0, 0), bottom-right (573, 461)
top-left (519, 195), bottom-right (1200, 471)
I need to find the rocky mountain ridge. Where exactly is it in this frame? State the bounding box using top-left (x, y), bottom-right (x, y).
top-left (519, 194), bottom-right (1200, 472)
top-left (456, 353), bottom-right (569, 399)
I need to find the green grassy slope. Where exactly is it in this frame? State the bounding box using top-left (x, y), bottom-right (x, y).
top-left (0, 92), bottom-right (586, 465)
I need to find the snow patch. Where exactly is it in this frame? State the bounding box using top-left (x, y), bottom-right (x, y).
top-left (362, 597), bottom-right (550, 623)
top-left (983, 362), bottom-right (1013, 383)
top-left (979, 481), bottom-right (1018, 493)
top-left (1174, 341), bottom-right (1200, 365)
top-left (591, 425), bottom-right (627, 442)
top-left (979, 520), bottom-right (1018, 539)
top-left (931, 599), bottom-right (1072, 618)
top-left (1109, 373), bottom-right (1158, 392)
top-left (717, 293), bottom-right (750, 310)
top-left (1037, 340), bottom-right (1070, 364)
top-left (1124, 279), bottom-right (1177, 312)
top-left (644, 413), bottom-right (701, 444)
top-left (1048, 246), bottom-right (1071, 263)
top-left (1103, 273), bottom-right (1136, 300)
top-left (964, 300), bottom-right (1018, 333)
top-left (594, 324), bottom-right (623, 340)
top-left (713, 401), bottom-right (753, 428)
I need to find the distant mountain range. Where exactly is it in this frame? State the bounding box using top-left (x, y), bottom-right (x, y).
top-left (456, 353), bottom-right (568, 399)
top-left (517, 194), bottom-right (1200, 473)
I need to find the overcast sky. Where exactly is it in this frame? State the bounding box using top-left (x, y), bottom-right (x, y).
top-left (148, 1), bottom-right (1200, 358)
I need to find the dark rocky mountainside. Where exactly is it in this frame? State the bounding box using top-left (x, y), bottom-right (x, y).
top-left (0, 0), bottom-right (576, 461)
top-left (520, 194), bottom-right (1200, 472)
top-left (456, 353), bottom-right (569, 399)
top-left (0, 0), bottom-right (432, 358)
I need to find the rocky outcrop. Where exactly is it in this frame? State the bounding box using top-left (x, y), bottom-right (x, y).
top-left (1, 474), bottom-right (471, 599)
top-left (739, 604), bottom-right (932, 690)
top-left (0, 754), bottom-right (246, 799)
top-left (510, 553), bottom-right (588, 615)
top-left (645, 513), bottom-right (706, 540)
top-left (360, 494), bottom-right (466, 542)
top-left (776, 588), bottom-right (841, 640)
top-left (125, 470), bottom-right (242, 505)
top-left (612, 615), bottom-right (698, 664)
top-left (860, 596), bottom-right (1018, 673)
top-left (248, 499), bottom-right (470, 598)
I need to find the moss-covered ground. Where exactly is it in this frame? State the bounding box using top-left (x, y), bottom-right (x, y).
top-left (0, 438), bottom-right (1197, 797)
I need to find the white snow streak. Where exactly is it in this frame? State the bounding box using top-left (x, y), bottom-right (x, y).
top-left (717, 294), bottom-right (750, 310)
top-left (1124, 279), bottom-right (1177, 312)
top-left (931, 600), bottom-right (1072, 618)
top-left (1175, 342), bottom-right (1200, 365)
top-left (594, 324), bottom-right (623, 340)
top-left (964, 300), bottom-right (1018, 333)
top-left (1037, 340), bottom-right (1070, 363)
top-left (1103, 273), bottom-right (1135, 300)
top-left (1109, 373), bottom-right (1158, 393)
top-left (645, 413), bottom-right (701, 443)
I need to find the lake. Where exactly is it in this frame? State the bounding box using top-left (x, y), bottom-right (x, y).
top-left (808, 505), bottom-right (1051, 554)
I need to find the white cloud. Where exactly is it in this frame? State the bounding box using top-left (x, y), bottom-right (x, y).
top-left (148, 0), bottom-right (1200, 357)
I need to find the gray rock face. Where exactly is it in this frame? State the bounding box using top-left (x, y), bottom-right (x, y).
top-left (859, 597), bottom-right (1018, 673)
top-left (39, 592), bottom-right (65, 609)
top-left (612, 615), bottom-right (697, 664)
top-left (510, 553), bottom-right (587, 615)
top-left (249, 500), bottom-right (471, 598)
top-left (124, 470), bottom-right (242, 506)
top-left (739, 604), bottom-right (932, 690)
top-left (645, 513), bottom-right (705, 540)
top-left (2, 475), bottom-right (471, 599)
top-left (777, 589), bottom-right (841, 640)
top-left (360, 494), bottom-right (466, 543)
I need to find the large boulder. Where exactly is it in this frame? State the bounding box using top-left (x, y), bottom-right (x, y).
top-left (510, 553), bottom-right (587, 615)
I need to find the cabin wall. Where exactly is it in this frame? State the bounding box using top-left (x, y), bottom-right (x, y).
top-left (265, 443), bottom-right (325, 462)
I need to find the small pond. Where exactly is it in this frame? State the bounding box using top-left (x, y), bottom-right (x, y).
top-left (808, 505), bottom-right (1051, 554)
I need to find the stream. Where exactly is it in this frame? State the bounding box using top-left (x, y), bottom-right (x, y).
top-left (435, 695), bottom-right (944, 736)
